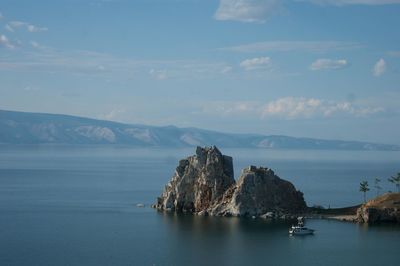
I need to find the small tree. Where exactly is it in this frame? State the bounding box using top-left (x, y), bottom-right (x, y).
top-left (388, 173), bottom-right (400, 193)
top-left (359, 181), bottom-right (370, 203)
top-left (374, 177), bottom-right (382, 197)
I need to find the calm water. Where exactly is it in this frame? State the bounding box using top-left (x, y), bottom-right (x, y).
top-left (0, 145), bottom-right (399, 266)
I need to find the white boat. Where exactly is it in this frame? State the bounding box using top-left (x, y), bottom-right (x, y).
top-left (289, 217), bottom-right (315, 235)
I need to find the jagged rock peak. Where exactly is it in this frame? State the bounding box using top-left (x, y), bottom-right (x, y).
top-left (243, 165), bottom-right (275, 176)
top-left (155, 146), bottom-right (235, 213)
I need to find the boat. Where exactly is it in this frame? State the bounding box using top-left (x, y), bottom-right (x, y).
top-left (289, 217), bottom-right (315, 235)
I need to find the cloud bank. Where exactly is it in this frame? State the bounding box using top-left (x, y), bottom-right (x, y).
top-left (7, 21), bottom-right (47, 32)
top-left (261, 97), bottom-right (383, 118)
top-left (219, 41), bottom-right (362, 53)
top-left (202, 97), bottom-right (384, 120)
top-left (214, 0), bottom-right (400, 24)
top-left (310, 59), bottom-right (348, 70)
top-left (214, 0), bottom-right (281, 23)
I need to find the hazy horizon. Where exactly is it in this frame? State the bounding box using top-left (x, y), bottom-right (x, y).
top-left (1, 0), bottom-right (400, 144)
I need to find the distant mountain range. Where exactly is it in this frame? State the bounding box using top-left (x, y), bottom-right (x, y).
top-left (0, 110), bottom-right (398, 151)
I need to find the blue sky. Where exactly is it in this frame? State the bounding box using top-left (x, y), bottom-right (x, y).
top-left (1, 0), bottom-right (400, 143)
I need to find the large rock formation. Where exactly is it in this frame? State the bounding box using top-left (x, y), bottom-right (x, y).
top-left (155, 146), bottom-right (307, 217)
top-left (356, 193), bottom-right (400, 224)
top-left (156, 146), bottom-right (235, 212)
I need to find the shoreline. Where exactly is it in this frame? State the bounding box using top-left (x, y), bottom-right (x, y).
top-left (306, 214), bottom-right (357, 223)
top-left (304, 204), bottom-right (360, 222)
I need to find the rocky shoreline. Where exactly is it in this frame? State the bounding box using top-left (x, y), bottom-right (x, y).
top-left (356, 193), bottom-right (400, 224)
top-left (153, 146), bottom-right (400, 224)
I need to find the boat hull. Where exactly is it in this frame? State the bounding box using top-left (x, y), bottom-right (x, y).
top-left (289, 226), bottom-right (315, 235)
top-left (289, 229), bottom-right (314, 235)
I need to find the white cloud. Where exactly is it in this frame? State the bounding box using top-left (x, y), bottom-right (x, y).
top-left (202, 97), bottom-right (384, 120)
top-left (5, 24), bottom-right (14, 32)
top-left (372, 58), bottom-right (386, 77)
top-left (214, 0), bottom-right (281, 23)
top-left (30, 41), bottom-right (40, 48)
top-left (149, 69), bottom-right (168, 80)
top-left (9, 21), bottom-right (26, 28)
top-left (0, 47), bottom-right (231, 80)
top-left (100, 109), bottom-right (126, 121)
top-left (262, 97), bottom-right (322, 118)
top-left (219, 41), bottom-right (362, 53)
top-left (261, 97), bottom-right (383, 119)
top-left (202, 101), bottom-right (261, 116)
top-left (8, 21), bottom-right (47, 32)
top-left (29, 41), bottom-right (51, 50)
top-left (301, 0), bottom-right (400, 5)
top-left (27, 24), bottom-right (47, 32)
top-left (214, 0), bottom-right (400, 24)
top-left (0, 34), bottom-right (14, 49)
top-left (221, 66), bottom-right (233, 74)
top-left (240, 56), bottom-right (271, 70)
top-left (310, 59), bottom-right (348, 70)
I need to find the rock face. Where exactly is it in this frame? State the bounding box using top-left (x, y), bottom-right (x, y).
top-left (356, 193), bottom-right (400, 224)
top-left (156, 146), bottom-right (235, 212)
top-left (209, 166), bottom-right (307, 217)
top-left (155, 146), bottom-right (307, 217)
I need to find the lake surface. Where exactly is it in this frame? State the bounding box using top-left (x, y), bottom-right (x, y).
top-left (0, 145), bottom-right (399, 265)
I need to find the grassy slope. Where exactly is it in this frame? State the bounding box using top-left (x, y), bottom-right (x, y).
top-left (364, 193), bottom-right (400, 208)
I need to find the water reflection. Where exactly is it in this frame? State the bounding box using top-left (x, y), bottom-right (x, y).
top-left (158, 211), bottom-right (292, 235)
top-left (156, 211), bottom-right (299, 265)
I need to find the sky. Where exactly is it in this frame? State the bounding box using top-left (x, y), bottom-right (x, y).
top-left (0, 0), bottom-right (400, 144)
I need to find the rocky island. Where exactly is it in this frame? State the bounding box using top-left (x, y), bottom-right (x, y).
top-left (154, 146), bottom-right (306, 218)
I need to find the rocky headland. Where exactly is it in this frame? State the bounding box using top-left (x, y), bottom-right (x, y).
top-left (154, 146), bottom-right (306, 218)
top-left (356, 193), bottom-right (400, 224)
top-left (307, 193), bottom-right (400, 224)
